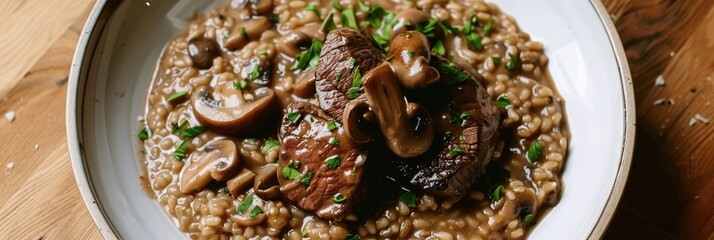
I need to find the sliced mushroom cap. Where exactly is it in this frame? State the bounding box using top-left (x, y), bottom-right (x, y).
top-left (293, 68), bottom-right (317, 98)
top-left (390, 9), bottom-right (431, 39)
top-left (253, 164), bottom-right (281, 199)
top-left (496, 187), bottom-right (538, 228)
top-left (229, 195), bottom-right (266, 226)
top-left (342, 100), bottom-right (375, 144)
top-left (224, 17), bottom-right (272, 51)
top-left (276, 31), bottom-right (312, 57)
top-left (180, 139), bottom-right (240, 194)
top-left (227, 168), bottom-right (255, 197)
top-left (363, 62), bottom-right (434, 158)
top-left (387, 31), bottom-right (440, 90)
top-left (191, 84), bottom-right (277, 134)
top-left (188, 37), bottom-right (221, 70)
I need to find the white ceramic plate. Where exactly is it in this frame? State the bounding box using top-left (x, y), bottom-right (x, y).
top-left (66, 0), bottom-right (635, 239)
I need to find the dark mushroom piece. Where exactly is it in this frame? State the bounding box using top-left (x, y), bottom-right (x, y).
top-left (180, 139), bottom-right (240, 194)
top-left (342, 100), bottom-right (375, 144)
top-left (387, 31), bottom-right (440, 90)
top-left (276, 31), bottom-right (312, 57)
top-left (253, 164), bottom-right (281, 199)
top-left (293, 68), bottom-right (317, 98)
top-left (224, 17), bottom-right (272, 51)
top-left (188, 37), bottom-right (221, 70)
top-left (363, 62), bottom-right (434, 158)
top-left (231, 0), bottom-right (273, 16)
top-left (191, 83), bottom-right (277, 134)
top-left (227, 169), bottom-right (255, 197)
top-left (390, 9), bottom-right (431, 39)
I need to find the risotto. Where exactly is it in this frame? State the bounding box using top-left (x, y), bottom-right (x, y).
top-left (138, 0), bottom-right (570, 239)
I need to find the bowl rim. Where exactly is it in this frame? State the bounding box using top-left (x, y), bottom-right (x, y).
top-left (65, 0), bottom-right (635, 239)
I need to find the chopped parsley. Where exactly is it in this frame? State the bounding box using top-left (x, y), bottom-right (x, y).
top-left (300, 171), bottom-right (314, 188)
top-left (301, 228), bottom-right (308, 237)
top-left (523, 213), bottom-right (536, 226)
top-left (491, 185), bottom-right (504, 203)
top-left (292, 40), bottom-right (323, 71)
top-left (527, 140), bottom-right (542, 163)
top-left (332, 193), bottom-right (346, 203)
top-left (506, 53), bottom-right (517, 70)
top-left (371, 12), bottom-right (397, 48)
top-left (287, 112), bottom-right (302, 123)
top-left (249, 206), bottom-right (264, 219)
top-left (320, 12), bottom-right (336, 32)
top-left (364, 3), bottom-right (386, 28)
top-left (178, 126), bottom-right (207, 139)
top-left (450, 145), bottom-right (464, 157)
top-left (173, 139), bottom-right (189, 161)
top-left (483, 15), bottom-right (494, 36)
top-left (249, 64), bottom-right (260, 81)
top-left (138, 127), bottom-right (150, 141)
top-left (240, 27), bottom-right (248, 39)
top-left (330, 1), bottom-right (344, 11)
top-left (233, 80), bottom-right (248, 89)
top-left (407, 51), bottom-right (415, 58)
top-left (258, 50), bottom-right (267, 56)
top-left (475, 162), bottom-right (511, 201)
top-left (449, 102), bottom-right (470, 126)
top-left (304, 4), bottom-right (320, 19)
top-left (325, 155), bottom-right (341, 169)
top-left (281, 162), bottom-right (301, 180)
top-left (261, 137), bottom-right (280, 154)
top-left (466, 32), bottom-right (483, 50)
top-left (328, 137), bottom-right (339, 146)
top-left (357, 0), bottom-right (370, 12)
top-left (341, 7), bottom-right (358, 30)
top-left (346, 88), bottom-right (361, 99)
top-left (171, 121), bottom-right (188, 134)
top-left (348, 66), bottom-right (363, 100)
top-left (345, 234), bottom-right (360, 240)
top-left (496, 94), bottom-right (511, 108)
top-left (440, 20), bottom-right (459, 35)
top-left (236, 194), bottom-right (254, 214)
top-left (432, 40), bottom-right (446, 56)
top-left (398, 190), bottom-right (417, 208)
top-left (385, 54), bottom-right (394, 61)
top-left (166, 91), bottom-right (188, 102)
top-left (327, 120), bottom-right (339, 131)
top-left (415, 18), bottom-right (439, 38)
top-left (431, 60), bottom-right (472, 86)
top-left (492, 56), bottom-right (500, 65)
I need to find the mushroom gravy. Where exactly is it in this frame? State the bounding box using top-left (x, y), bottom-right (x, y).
top-left (140, 0), bottom-right (569, 239)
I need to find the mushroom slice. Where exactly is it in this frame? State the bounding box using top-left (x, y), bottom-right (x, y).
top-left (191, 84), bottom-right (277, 134)
top-left (390, 9), bottom-right (431, 39)
top-left (227, 169), bottom-right (255, 197)
top-left (253, 164), bottom-right (281, 199)
top-left (387, 31), bottom-right (440, 90)
top-left (180, 139), bottom-right (240, 194)
top-left (224, 17), bottom-right (272, 51)
top-left (229, 194), bottom-right (266, 227)
top-left (231, 0), bottom-right (273, 16)
top-left (363, 62), bottom-right (434, 158)
top-left (342, 100), bottom-right (375, 144)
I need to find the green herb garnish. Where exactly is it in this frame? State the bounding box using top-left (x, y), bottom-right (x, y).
top-left (292, 40), bottom-right (323, 71)
top-left (325, 155), bottom-right (341, 169)
top-left (364, 3), bottom-right (386, 28)
top-left (249, 206), bottom-right (264, 219)
top-left (341, 7), bottom-right (358, 30)
top-left (305, 4), bottom-right (320, 19)
top-left (448, 102), bottom-right (470, 126)
top-left (431, 60), bottom-right (472, 86)
top-left (233, 80), bottom-right (248, 89)
top-left (466, 32), bottom-right (482, 50)
top-left (527, 140), bottom-right (542, 163)
top-left (357, 0), bottom-right (370, 12)
top-left (166, 91), bottom-right (188, 102)
top-left (300, 171), bottom-right (314, 188)
top-left (496, 94), bottom-right (511, 108)
top-left (320, 12), bottom-right (336, 32)
top-left (138, 127), bottom-right (150, 141)
top-left (237, 194), bottom-right (253, 214)
top-left (261, 137), bottom-right (280, 154)
top-left (346, 88), bottom-right (361, 100)
top-left (492, 56), bottom-right (500, 65)
top-left (440, 20), bottom-right (459, 35)
top-left (407, 51), bottom-right (415, 58)
top-left (287, 112), bottom-right (302, 123)
top-left (258, 50), bottom-right (267, 56)
top-left (327, 120), bottom-right (339, 131)
top-left (432, 40), bottom-right (446, 56)
top-left (171, 121), bottom-right (188, 134)
top-left (345, 234), bottom-right (360, 240)
top-left (328, 137), bottom-right (339, 146)
top-left (330, 1), bottom-right (344, 11)
top-left (398, 190), bottom-right (417, 208)
top-left (371, 12), bottom-right (397, 47)
top-left (506, 53), bottom-right (517, 70)
top-left (281, 163), bottom-right (301, 180)
top-left (332, 193), bottom-right (346, 203)
top-left (450, 145), bottom-right (464, 157)
top-left (523, 213), bottom-right (536, 226)
top-left (173, 140), bottom-right (189, 161)
top-left (178, 126), bottom-right (207, 139)
top-left (385, 54), bottom-right (394, 61)
top-left (415, 18), bottom-right (439, 38)
top-left (249, 64), bottom-right (260, 81)
top-left (483, 15), bottom-right (494, 36)
top-left (491, 185), bottom-right (504, 203)
top-left (240, 27), bottom-right (248, 39)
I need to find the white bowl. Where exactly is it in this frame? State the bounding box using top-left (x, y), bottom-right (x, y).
top-left (66, 0), bottom-right (635, 239)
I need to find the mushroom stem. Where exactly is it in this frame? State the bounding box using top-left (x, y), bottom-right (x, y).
top-left (363, 63), bottom-right (434, 158)
top-left (342, 100), bottom-right (375, 144)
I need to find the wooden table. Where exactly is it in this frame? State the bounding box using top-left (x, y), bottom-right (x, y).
top-left (0, 0), bottom-right (711, 239)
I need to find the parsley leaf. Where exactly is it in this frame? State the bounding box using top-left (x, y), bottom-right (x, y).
top-left (357, 0), bottom-right (370, 12)
top-left (325, 155), bottom-right (340, 169)
top-left (320, 12), bottom-right (336, 32)
top-left (237, 194), bottom-right (253, 214)
top-left (440, 20), bottom-right (459, 35)
top-left (466, 32), bottom-right (482, 50)
top-left (249, 206), bottom-right (264, 219)
top-left (173, 140), bottom-right (189, 161)
top-left (483, 15), bottom-right (494, 36)
top-left (327, 120), bottom-right (339, 131)
top-left (415, 19), bottom-right (439, 38)
top-left (431, 59), bottom-right (472, 86)
top-left (432, 40), bottom-right (446, 56)
top-left (178, 126), bottom-right (207, 139)
top-left (496, 94), bottom-right (511, 108)
top-left (450, 145), bottom-right (464, 157)
top-left (332, 193), bottom-right (346, 203)
top-left (346, 87), bottom-right (361, 100)
top-left (491, 185), bottom-right (504, 203)
top-left (341, 7), bottom-right (358, 30)
top-left (166, 91), bottom-right (188, 102)
top-left (304, 4), bottom-right (320, 19)
top-left (249, 64), bottom-right (260, 81)
top-left (330, 1), bottom-right (344, 11)
top-left (328, 137), bottom-right (339, 146)
top-left (523, 213), bottom-right (536, 226)
top-left (492, 56), bottom-right (500, 65)
top-left (398, 190), bottom-right (417, 208)
top-left (138, 127), bottom-right (150, 141)
top-left (300, 171), bottom-right (314, 188)
top-left (281, 164), bottom-right (301, 180)
top-left (345, 234), bottom-right (360, 240)
top-left (506, 53), bottom-right (517, 70)
top-left (287, 112), bottom-right (302, 123)
top-left (233, 80), bottom-right (248, 89)
top-left (261, 137), bottom-right (280, 154)
top-left (527, 140), bottom-right (542, 163)
top-left (292, 40), bottom-right (323, 71)
top-left (171, 121), bottom-right (188, 134)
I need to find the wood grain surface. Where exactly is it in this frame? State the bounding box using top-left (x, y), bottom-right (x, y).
top-left (0, 0), bottom-right (712, 239)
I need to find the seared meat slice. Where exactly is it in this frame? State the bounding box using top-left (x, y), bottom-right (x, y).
top-left (315, 28), bottom-right (384, 121)
top-left (390, 57), bottom-right (500, 197)
top-left (277, 102), bottom-right (373, 220)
